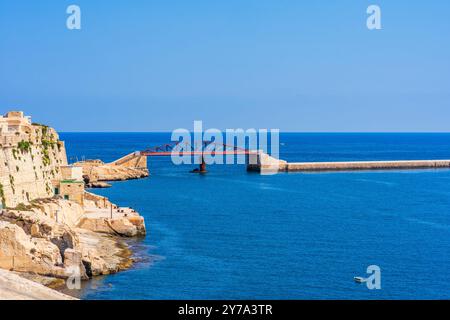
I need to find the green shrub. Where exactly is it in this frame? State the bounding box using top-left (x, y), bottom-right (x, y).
top-left (0, 183), bottom-right (6, 208)
top-left (17, 140), bottom-right (32, 153)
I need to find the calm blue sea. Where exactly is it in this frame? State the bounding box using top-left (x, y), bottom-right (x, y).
top-left (60, 133), bottom-right (450, 300)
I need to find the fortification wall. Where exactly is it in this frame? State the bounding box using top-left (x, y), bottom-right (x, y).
top-left (111, 152), bottom-right (147, 169)
top-left (0, 125), bottom-right (68, 208)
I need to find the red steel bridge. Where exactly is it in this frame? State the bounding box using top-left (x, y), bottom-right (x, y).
top-left (138, 141), bottom-right (256, 173)
top-left (140, 141), bottom-right (256, 157)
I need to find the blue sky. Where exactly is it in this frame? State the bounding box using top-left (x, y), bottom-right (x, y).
top-left (1, 0), bottom-right (449, 132)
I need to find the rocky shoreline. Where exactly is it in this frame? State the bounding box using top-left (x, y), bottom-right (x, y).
top-left (75, 159), bottom-right (149, 184)
top-left (0, 194), bottom-right (145, 299)
top-left (0, 111), bottom-right (149, 300)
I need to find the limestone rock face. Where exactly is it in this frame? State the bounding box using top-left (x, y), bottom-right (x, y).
top-left (76, 229), bottom-right (133, 276)
top-left (28, 198), bottom-right (85, 227)
top-left (0, 221), bottom-right (65, 277)
top-left (0, 268), bottom-right (76, 300)
top-left (106, 217), bottom-right (139, 237)
top-left (0, 204), bottom-right (82, 249)
top-left (30, 224), bottom-right (42, 238)
top-left (0, 202), bottom-right (134, 279)
top-left (77, 217), bottom-right (142, 237)
top-left (79, 202), bottom-right (146, 237)
top-left (63, 248), bottom-right (88, 280)
top-left (127, 216), bottom-right (146, 236)
top-left (86, 181), bottom-right (112, 188)
top-left (0, 203), bottom-right (87, 279)
top-left (74, 159), bottom-right (149, 182)
top-left (83, 191), bottom-right (113, 209)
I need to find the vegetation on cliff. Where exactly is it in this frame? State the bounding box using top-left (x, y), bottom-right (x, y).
top-left (17, 140), bottom-right (32, 153)
top-left (0, 183), bottom-right (6, 208)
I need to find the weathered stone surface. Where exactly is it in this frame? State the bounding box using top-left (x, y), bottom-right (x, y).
top-left (62, 248), bottom-right (88, 281)
top-left (83, 191), bottom-right (114, 209)
top-left (247, 151), bottom-right (450, 173)
top-left (0, 120), bottom-right (68, 208)
top-left (29, 198), bottom-right (85, 227)
top-left (111, 152), bottom-right (147, 168)
top-left (127, 216), bottom-right (146, 236)
top-left (76, 228), bottom-right (133, 276)
top-left (0, 268), bottom-right (76, 300)
top-left (247, 151), bottom-right (288, 173)
top-left (0, 203), bottom-right (135, 280)
top-left (284, 159), bottom-right (450, 172)
top-left (82, 192), bottom-right (146, 237)
top-left (64, 248), bottom-right (83, 268)
top-left (30, 224), bottom-right (42, 238)
top-left (77, 217), bottom-right (138, 237)
top-left (0, 204), bottom-right (82, 247)
top-left (74, 158), bottom-right (149, 182)
top-left (86, 181), bottom-right (112, 188)
top-left (80, 205), bottom-right (146, 237)
top-left (0, 221), bottom-right (65, 277)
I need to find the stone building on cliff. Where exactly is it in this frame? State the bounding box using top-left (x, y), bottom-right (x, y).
top-left (55, 165), bottom-right (85, 206)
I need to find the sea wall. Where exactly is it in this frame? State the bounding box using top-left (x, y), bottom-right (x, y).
top-left (112, 151), bottom-right (147, 169)
top-left (284, 159), bottom-right (450, 171)
top-left (247, 151), bottom-right (450, 173)
top-left (246, 151), bottom-right (287, 173)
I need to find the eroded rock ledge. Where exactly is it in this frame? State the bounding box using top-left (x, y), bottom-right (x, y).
top-left (75, 158), bottom-right (149, 184)
top-left (0, 194), bottom-right (146, 293)
top-left (0, 268), bottom-right (76, 300)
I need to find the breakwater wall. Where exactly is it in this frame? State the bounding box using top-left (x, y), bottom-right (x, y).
top-left (282, 159), bottom-right (450, 172)
top-left (246, 152), bottom-right (450, 173)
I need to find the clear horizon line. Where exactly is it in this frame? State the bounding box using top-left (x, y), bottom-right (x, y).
top-left (58, 131), bottom-right (450, 134)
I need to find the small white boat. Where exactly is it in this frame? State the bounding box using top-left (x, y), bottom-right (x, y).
top-left (354, 276), bottom-right (366, 283)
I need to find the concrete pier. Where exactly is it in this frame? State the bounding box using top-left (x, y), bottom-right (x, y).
top-left (246, 151), bottom-right (450, 173)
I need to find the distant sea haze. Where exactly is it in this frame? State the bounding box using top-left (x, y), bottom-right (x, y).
top-left (61, 133), bottom-right (450, 299)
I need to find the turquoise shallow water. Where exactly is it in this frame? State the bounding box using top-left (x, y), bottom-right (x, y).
top-left (61, 133), bottom-right (450, 299)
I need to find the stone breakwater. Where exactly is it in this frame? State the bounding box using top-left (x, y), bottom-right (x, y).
top-left (282, 159), bottom-right (450, 172)
top-left (247, 152), bottom-right (450, 173)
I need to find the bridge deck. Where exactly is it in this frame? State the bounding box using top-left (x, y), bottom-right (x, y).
top-left (141, 151), bottom-right (256, 156)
